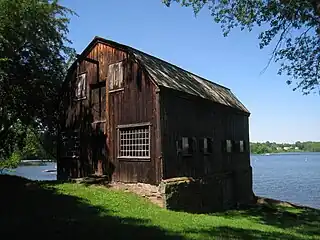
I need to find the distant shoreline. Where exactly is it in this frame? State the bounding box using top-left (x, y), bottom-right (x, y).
top-left (250, 151), bottom-right (320, 156)
top-left (250, 141), bottom-right (320, 154)
top-left (20, 160), bottom-right (56, 167)
top-left (21, 159), bottom-right (55, 162)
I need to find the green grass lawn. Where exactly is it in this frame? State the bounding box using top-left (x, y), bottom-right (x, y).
top-left (1, 175), bottom-right (319, 240)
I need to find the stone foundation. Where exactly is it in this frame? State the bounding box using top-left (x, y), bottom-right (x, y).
top-left (160, 171), bottom-right (254, 213)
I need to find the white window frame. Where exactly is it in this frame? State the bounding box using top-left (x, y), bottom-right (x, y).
top-left (117, 122), bottom-right (151, 160)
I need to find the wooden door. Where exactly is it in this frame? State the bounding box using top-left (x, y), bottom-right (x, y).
top-left (91, 83), bottom-right (107, 175)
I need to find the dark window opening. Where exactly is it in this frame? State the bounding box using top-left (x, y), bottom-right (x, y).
top-left (199, 137), bottom-right (213, 154)
top-left (91, 86), bottom-right (106, 122)
top-left (176, 137), bottom-right (195, 156)
top-left (240, 140), bottom-right (245, 153)
top-left (226, 140), bottom-right (232, 153)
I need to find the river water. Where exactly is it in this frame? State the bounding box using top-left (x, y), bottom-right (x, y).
top-left (4, 152), bottom-right (320, 209)
top-left (5, 161), bottom-right (57, 181)
top-left (251, 152), bottom-right (320, 209)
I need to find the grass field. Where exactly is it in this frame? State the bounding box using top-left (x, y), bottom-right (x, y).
top-left (1, 175), bottom-right (319, 239)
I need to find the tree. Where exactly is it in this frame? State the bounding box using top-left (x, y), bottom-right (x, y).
top-left (0, 151), bottom-right (21, 174)
top-left (21, 127), bottom-right (43, 160)
top-left (163, 0), bottom-right (320, 95)
top-left (0, 0), bottom-right (75, 161)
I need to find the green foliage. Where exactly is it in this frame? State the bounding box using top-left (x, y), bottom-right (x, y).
top-left (0, 120), bottom-right (26, 160)
top-left (21, 126), bottom-right (55, 160)
top-left (250, 141), bottom-right (320, 154)
top-left (0, 0), bottom-right (75, 160)
top-left (0, 151), bottom-right (21, 173)
top-left (298, 141), bottom-right (320, 152)
top-left (22, 128), bottom-right (41, 159)
top-left (163, 0), bottom-right (320, 95)
top-left (0, 124), bottom-right (56, 172)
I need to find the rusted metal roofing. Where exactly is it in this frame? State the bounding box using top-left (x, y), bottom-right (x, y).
top-left (79, 37), bottom-right (250, 114)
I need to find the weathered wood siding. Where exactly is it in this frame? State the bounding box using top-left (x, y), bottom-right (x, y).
top-left (59, 42), bottom-right (161, 184)
top-left (108, 60), bottom-right (160, 184)
top-left (59, 43), bottom-right (127, 178)
top-left (160, 87), bottom-right (251, 202)
top-left (63, 43), bottom-right (127, 127)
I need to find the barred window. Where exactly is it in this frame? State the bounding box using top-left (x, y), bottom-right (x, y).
top-left (118, 123), bottom-right (150, 158)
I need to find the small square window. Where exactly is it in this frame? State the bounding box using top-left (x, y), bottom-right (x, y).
top-left (200, 137), bottom-right (213, 154)
top-left (240, 140), bottom-right (244, 153)
top-left (182, 137), bottom-right (189, 152)
top-left (176, 137), bottom-right (194, 156)
top-left (226, 140), bottom-right (232, 153)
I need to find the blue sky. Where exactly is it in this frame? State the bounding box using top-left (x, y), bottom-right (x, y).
top-left (61, 0), bottom-right (319, 143)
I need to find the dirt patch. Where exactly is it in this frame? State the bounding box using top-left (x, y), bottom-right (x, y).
top-left (108, 182), bottom-right (164, 208)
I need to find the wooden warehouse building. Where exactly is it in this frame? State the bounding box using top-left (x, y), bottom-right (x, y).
top-left (58, 37), bottom-right (253, 205)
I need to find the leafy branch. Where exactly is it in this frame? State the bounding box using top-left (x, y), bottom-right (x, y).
top-left (163, 0), bottom-right (320, 94)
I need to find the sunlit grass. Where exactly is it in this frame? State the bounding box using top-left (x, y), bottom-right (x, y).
top-left (51, 182), bottom-right (320, 240)
top-left (1, 175), bottom-right (319, 240)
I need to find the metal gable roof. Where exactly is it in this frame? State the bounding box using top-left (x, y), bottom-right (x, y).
top-left (130, 49), bottom-right (249, 114)
top-left (83, 37), bottom-right (250, 114)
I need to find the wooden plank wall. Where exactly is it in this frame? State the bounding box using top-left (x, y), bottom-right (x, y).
top-left (60, 43), bottom-right (127, 178)
top-left (160, 87), bottom-right (251, 179)
top-left (108, 60), bottom-right (160, 184)
top-left (160, 87), bottom-right (252, 204)
top-left (60, 42), bottom-right (161, 184)
top-left (63, 43), bottom-right (127, 129)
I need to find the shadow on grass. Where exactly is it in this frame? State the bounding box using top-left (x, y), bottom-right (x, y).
top-left (0, 175), bottom-right (183, 240)
top-left (213, 196), bottom-right (320, 238)
top-left (186, 226), bottom-right (311, 240)
top-left (1, 175), bottom-right (319, 240)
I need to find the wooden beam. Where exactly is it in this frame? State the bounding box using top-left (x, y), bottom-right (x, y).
top-left (76, 54), bottom-right (99, 65)
top-left (90, 81), bottom-right (106, 89)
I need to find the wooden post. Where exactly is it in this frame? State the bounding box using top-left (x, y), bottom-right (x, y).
top-left (105, 74), bottom-right (111, 178)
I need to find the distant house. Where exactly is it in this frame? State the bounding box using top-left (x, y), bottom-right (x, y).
top-left (283, 147), bottom-right (292, 151)
top-left (57, 37), bottom-right (253, 205)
